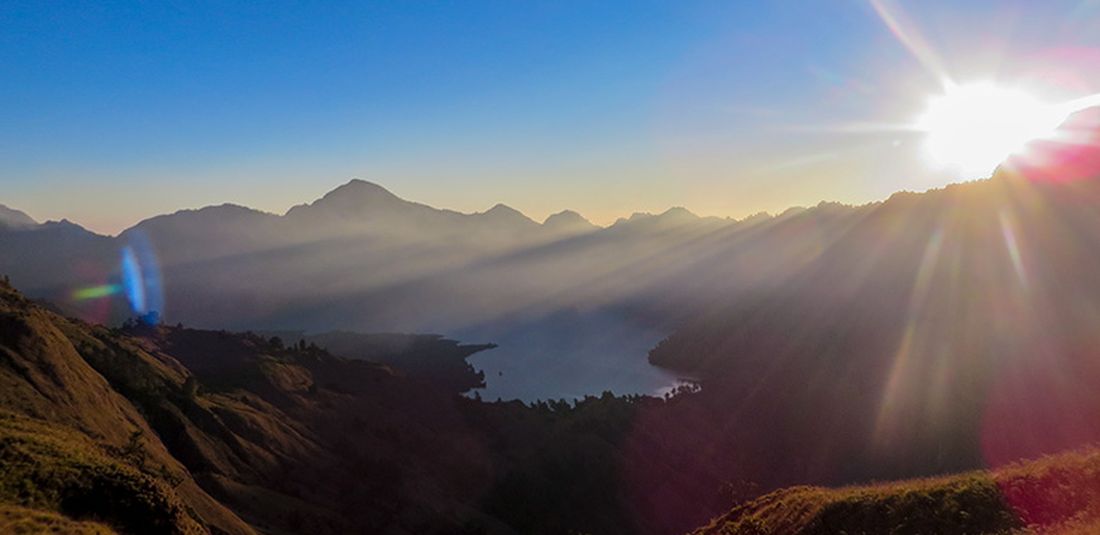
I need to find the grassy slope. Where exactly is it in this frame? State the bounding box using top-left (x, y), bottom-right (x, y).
top-left (0, 411), bottom-right (202, 534)
top-left (0, 279), bottom-right (255, 534)
top-left (0, 276), bottom-right (502, 534)
top-left (693, 447), bottom-right (1100, 534)
top-left (0, 504), bottom-right (116, 534)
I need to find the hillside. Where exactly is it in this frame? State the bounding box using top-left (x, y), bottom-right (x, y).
top-left (0, 277), bottom-right (738, 534)
top-left (645, 125), bottom-right (1100, 490)
top-left (0, 277), bottom-right (253, 534)
top-left (693, 447), bottom-right (1100, 535)
top-left (265, 330), bottom-right (496, 394)
top-left (0, 275), bottom-right (515, 533)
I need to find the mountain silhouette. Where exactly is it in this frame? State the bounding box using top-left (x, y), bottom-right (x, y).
top-left (999, 106), bottom-right (1100, 184)
top-left (0, 204), bottom-right (35, 229)
top-left (285, 179), bottom-right (464, 236)
top-left (0, 178), bottom-right (777, 335)
top-left (646, 107), bottom-right (1100, 491)
top-left (543, 209), bottom-right (598, 234)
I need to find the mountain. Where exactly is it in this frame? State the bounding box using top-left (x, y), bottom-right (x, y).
top-left (122, 204), bottom-right (283, 267)
top-left (478, 203), bottom-right (537, 226)
top-left (0, 204), bottom-right (36, 229)
top-left (0, 177), bottom-right (823, 344)
top-left (643, 108), bottom-right (1100, 492)
top-left (0, 278), bottom-right (479, 532)
top-left (259, 330), bottom-right (497, 394)
top-left (0, 278), bottom-right (253, 534)
top-left (288, 178), bottom-right (407, 216)
top-left (283, 180), bottom-right (544, 245)
top-left (646, 177), bottom-right (1100, 486)
top-left (694, 447), bottom-right (1100, 534)
top-left (542, 209), bottom-right (598, 235)
top-left (611, 206), bottom-right (719, 230)
top-left (1000, 106), bottom-right (1100, 184)
top-left (283, 179), bottom-right (470, 240)
top-left (0, 220), bottom-right (115, 301)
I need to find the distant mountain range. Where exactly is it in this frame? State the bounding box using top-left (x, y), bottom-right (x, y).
top-left (2, 176), bottom-right (822, 402)
top-left (0, 178), bottom-right (767, 332)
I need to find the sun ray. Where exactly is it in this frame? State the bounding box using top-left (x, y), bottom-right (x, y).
top-left (869, 0), bottom-right (953, 88)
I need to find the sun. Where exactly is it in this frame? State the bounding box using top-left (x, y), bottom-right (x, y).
top-left (917, 82), bottom-right (1067, 178)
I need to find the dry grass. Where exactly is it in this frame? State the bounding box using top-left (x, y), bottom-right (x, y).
top-left (0, 504), bottom-right (116, 534)
top-left (694, 447), bottom-right (1100, 535)
top-left (0, 411), bottom-right (205, 534)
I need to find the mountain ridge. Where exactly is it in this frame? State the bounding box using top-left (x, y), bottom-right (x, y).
top-left (0, 178), bottom-right (809, 240)
top-left (0, 204), bottom-right (36, 229)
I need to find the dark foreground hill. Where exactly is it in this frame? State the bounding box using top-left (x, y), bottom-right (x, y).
top-left (0, 279), bottom-right (251, 534)
top-left (694, 447), bottom-right (1100, 535)
top-left (0, 277), bottom-right (745, 534)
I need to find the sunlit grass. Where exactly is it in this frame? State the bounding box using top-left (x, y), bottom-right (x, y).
top-left (695, 447), bottom-right (1100, 534)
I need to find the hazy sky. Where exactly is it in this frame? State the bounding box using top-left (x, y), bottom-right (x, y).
top-left (4, 1), bottom-right (1100, 234)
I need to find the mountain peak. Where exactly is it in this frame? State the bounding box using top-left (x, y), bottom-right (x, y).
top-left (543, 209), bottom-right (586, 223)
top-left (485, 202), bottom-right (520, 214)
top-left (468, 203), bottom-right (539, 232)
top-left (481, 203), bottom-right (532, 220)
top-left (0, 204), bottom-right (37, 229)
top-left (325, 179), bottom-right (400, 201)
top-left (658, 206), bottom-right (698, 220)
top-left (543, 210), bottom-right (597, 232)
top-left (287, 179), bottom-right (407, 218)
top-left (617, 207), bottom-right (699, 226)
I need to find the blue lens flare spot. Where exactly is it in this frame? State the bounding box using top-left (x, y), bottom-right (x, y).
top-left (119, 231), bottom-right (163, 323)
top-left (121, 246), bottom-right (146, 313)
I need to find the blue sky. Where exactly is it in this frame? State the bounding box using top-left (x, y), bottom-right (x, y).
top-left (3, 1), bottom-right (1100, 233)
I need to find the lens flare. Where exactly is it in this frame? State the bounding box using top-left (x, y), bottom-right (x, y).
top-left (120, 231), bottom-right (164, 322)
top-left (918, 83), bottom-right (1067, 178)
top-left (121, 246), bottom-right (146, 313)
top-left (71, 284), bottom-right (122, 301)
